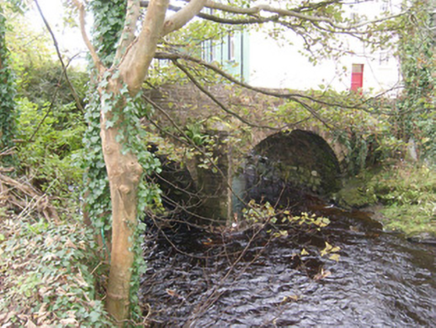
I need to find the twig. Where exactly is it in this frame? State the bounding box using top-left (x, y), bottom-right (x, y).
top-left (34, 0), bottom-right (85, 113)
top-left (0, 173), bottom-right (60, 223)
top-left (172, 59), bottom-right (279, 130)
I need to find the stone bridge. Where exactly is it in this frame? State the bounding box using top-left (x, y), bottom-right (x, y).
top-left (155, 128), bottom-right (342, 224)
top-left (146, 84), bottom-right (344, 223)
top-left (192, 129), bottom-right (341, 222)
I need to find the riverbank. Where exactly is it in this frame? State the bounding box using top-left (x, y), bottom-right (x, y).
top-left (337, 162), bottom-right (436, 243)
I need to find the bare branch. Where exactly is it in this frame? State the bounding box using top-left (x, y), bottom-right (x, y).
top-left (120, 0), bottom-right (169, 95)
top-left (204, 0), bottom-right (335, 25)
top-left (204, 0), bottom-right (406, 31)
top-left (34, 0), bottom-right (85, 113)
top-left (114, 0), bottom-right (142, 61)
top-left (194, 11), bottom-right (279, 25)
top-left (162, 0), bottom-right (207, 36)
top-left (154, 51), bottom-right (359, 112)
top-left (143, 2), bottom-right (279, 25)
top-left (141, 0), bottom-right (405, 31)
top-left (70, 0), bottom-right (104, 73)
top-left (171, 59), bottom-right (279, 130)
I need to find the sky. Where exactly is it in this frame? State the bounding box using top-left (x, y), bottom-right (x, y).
top-left (23, 0), bottom-right (401, 92)
top-left (27, 0), bottom-right (87, 65)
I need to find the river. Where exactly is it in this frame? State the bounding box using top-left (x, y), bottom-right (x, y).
top-left (140, 204), bottom-right (436, 327)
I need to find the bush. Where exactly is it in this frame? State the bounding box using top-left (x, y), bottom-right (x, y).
top-left (15, 97), bottom-right (85, 217)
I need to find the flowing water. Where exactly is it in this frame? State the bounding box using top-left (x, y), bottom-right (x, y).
top-left (140, 205), bottom-right (436, 327)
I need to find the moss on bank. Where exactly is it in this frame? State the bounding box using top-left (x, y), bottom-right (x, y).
top-left (336, 162), bottom-right (436, 239)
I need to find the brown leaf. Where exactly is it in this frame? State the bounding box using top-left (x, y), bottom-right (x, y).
top-left (45, 236), bottom-right (55, 247)
top-left (0, 311), bottom-right (16, 324)
top-left (25, 319), bottom-right (37, 328)
top-left (64, 238), bottom-right (77, 249)
top-left (60, 317), bottom-right (78, 326)
top-left (313, 269), bottom-right (332, 281)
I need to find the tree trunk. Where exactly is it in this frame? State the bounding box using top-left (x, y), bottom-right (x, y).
top-left (100, 81), bottom-right (143, 323)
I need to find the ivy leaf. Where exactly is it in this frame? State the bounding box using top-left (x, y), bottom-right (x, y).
top-left (99, 79), bottom-right (108, 89)
top-left (105, 120), bottom-right (115, 129)
top-left (89, 311), bottom-right (100, 323)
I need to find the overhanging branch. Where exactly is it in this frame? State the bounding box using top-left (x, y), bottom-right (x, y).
top-left (34, 0), bottom-right (85, 113)
top-left (154, 51), bottom-right (365, 112)
top-left (140, 0), bottom-right (405, 31)
top-left (171, 59), bottom-right (280, 130)
top-left (162, 0), bottom-right (207, 36)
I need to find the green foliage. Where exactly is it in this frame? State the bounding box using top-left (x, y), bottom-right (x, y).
top-left (17, 61), bottom-right (88, 109)
top-left (243, 201), bottom-right (330, 233)
top-left (0, 7), bottom-right (17, 162)
top-left (282, 212), bottom-right (331, 231)
top-left (82, 87), bottom-right (111, 230)
top-left (365, 164), bottom-right (436, 236)
top-left (89, 0), bottom-right (127, 67)
top-left (6, 11), bottom-right (55, 89)
top-left (338, 163), bottom-right (436, 237)
top-left (83, 0), bottom-right (128, 248)
top-left (15, 97), bottom-right (85, 213)
top-left (0, 216), bottom-right (113, 326)
top-left (184, 122), bottom-right (211, 146)
top-left (395, 0), bottom-right (436, 161)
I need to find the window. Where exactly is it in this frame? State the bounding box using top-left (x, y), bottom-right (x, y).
top-left (201, 40), bottom-right (214, 62)
top-left (351, 64), bottom-right (364, 92)
top-left (228, 32), bottom-right (235, 61)
top-left (380, 0), bottom-right (391, 12)
top-left (379, 51), bottom-right (390, 66)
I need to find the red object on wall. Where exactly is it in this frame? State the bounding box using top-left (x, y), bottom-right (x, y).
top-left (351, 64), bottom-right (364, 92)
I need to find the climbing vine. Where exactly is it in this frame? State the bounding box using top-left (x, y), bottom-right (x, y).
top-left (396, 0), bottom-right (436, 160)
top-left (83, 0), bottom-right (127, 239)
top-left (84, 0), bottom-right (161, 319)
top-left (0, 6), bottom-right (17, 165)
top-left (98, 72), bottom-right (161, 317)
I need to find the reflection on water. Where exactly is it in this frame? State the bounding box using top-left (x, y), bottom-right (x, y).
top-left (140, 206), bottom-right (436, 327)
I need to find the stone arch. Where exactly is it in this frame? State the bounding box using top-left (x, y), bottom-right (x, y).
top-left (238, 130), bottom-right (341, 209)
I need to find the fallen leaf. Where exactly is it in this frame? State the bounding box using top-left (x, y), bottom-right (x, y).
top-left (314, 269), bottom-right (331, 281)
top-left (0, 311), bottom-right (15, 324)
top-left (166, 289), bottom-right (178, 297)
top-left (64, 238), bottom-right (77, 249)
top-left (45, 236), bottom-right (55, 247)
top-left (329, 254), bottom-right (340, 262)
top-left (60, 317), bottom-right (77, 325)
top-left (25, 319), bottom-right (37, 328)
top-left (281, 294), bottom-right (300, 303)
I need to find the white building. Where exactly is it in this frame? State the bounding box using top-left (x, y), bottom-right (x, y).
top-left (249, 32), bottom-right (401, 94)
top-left (224, 0), bottom-right (403, 95)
